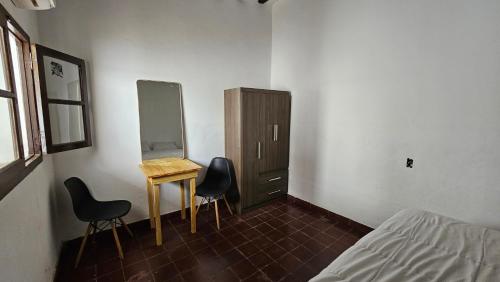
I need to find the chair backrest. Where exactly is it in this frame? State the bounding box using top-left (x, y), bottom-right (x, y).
top-left (225, 158), bottom-right (240, 203)
top-left (205, 157), bottom-right (232, 190)
top-left (64, 177), bottom-right (95, 219)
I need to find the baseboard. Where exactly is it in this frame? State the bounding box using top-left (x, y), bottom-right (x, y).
top-left (286, 194), bottom-right (373, 236)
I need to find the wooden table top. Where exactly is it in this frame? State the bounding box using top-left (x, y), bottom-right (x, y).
top-left (140, 157), bottom-right (202, 178)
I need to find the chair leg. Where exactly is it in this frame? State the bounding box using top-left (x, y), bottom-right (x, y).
top-left (119, 217), bottom-right (134, 237)
top-left (91, 221), bottom-right (97, 242)
top-left (206, 197), bottom-right (211, 211)
top-left (111, 220), bottom-right (124, 259)
top-left (196, 197), bottom-right (204, 215)
top-left (214, 200), bottom-right (220, 230)
top-left (75, 223), bottom-right (93, 268)
top-left (223, 195), bottom-right (233, 215)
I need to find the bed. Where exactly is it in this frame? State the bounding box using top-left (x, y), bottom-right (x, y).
top-left (310, 209), bottom-right (500, 282)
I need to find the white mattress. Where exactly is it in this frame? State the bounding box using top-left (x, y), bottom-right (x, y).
top-left (310, 209), bottom-right (500, 282)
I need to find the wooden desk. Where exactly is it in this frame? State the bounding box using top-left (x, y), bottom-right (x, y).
top-left (140, 157), bottom-right (202, 246)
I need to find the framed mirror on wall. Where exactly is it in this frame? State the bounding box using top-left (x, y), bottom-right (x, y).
top-left (32, 44), bottom-right (92, 153)
top-left (137, 80), bottom-right (185, 160)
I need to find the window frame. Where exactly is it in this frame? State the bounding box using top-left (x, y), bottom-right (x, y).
top-left (33, 44), bottom-right (92, 153)
top-left (0, 5), bottom-right (42, 200)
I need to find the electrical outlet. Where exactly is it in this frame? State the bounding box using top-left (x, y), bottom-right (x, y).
top-left (406, 158), bottom-right (413, 168)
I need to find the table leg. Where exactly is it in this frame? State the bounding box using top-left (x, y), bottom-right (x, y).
top-left (153, 184), bottom-right (162, 246)
top-left (190, 178), bottom-right (197, 233)
top-left (180, 180), bottom-right (186, 220)
top-left (147, 179), bottom-right (155, 229)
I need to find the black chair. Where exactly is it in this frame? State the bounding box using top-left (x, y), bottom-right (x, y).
top-left (195, 157), bottom-right (235, 230)
top-left (64, 177), bottom-right (133, 268)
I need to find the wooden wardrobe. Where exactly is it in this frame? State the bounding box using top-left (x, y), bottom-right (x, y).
top-left (224, 88), bottom-right (291, 214)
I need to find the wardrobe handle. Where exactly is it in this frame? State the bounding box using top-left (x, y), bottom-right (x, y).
top-left (273, 124), bottom-right (279, 141)
top-left (268, 190), bottom-right (281, 195)
top-left (267, 177), bottom-right (282, 182)
top-left (257, 141), bottom-right (262, 159)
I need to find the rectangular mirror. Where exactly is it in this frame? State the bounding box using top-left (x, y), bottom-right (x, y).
top-left (137, 80), bottom-right (185, 160)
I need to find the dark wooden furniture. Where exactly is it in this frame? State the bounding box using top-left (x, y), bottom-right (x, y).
top-left (224, 87), bottom-right (291, 214)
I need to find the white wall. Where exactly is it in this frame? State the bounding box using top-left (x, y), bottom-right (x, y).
top-left (272, 0), bottom-right (500, 228)
top-left (37, 0), bottom-right (272, 240)
top-left (0, 157), bottom-right (58, 282)
top-left (0, 2), bottom-right (59, 281)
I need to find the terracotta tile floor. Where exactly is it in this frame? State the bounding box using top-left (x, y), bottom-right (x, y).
top-left (55, 197), bottom-right (365, 282)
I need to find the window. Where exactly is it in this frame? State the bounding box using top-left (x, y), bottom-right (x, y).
top-left (0, 3), bottom-right (92, 200)
top-left (33, 44), bottom-right (91, 153)
top-left (0, 7), bottom-right (42, 200)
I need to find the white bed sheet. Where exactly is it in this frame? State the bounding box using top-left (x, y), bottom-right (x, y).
top-left (310, 209), bottom-right (500, 282)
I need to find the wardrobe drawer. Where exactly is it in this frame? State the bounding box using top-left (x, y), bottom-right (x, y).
top-left (258, 170), bottom-right (288, 186)
top-left (254, 184), bottom-right (286, 203)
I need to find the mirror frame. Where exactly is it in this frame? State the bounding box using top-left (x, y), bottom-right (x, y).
top-left (33, 44), bottom-right (92, 153)
top-left (137, 80), bottom-right (186, 159)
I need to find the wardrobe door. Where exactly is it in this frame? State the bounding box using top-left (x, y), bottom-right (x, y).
top-left (260, 92), bottom-right (290, 173)
top-left (276, 93), bottom-right (291, 169)
top-left (241, 91), bottom-right (266, 208)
